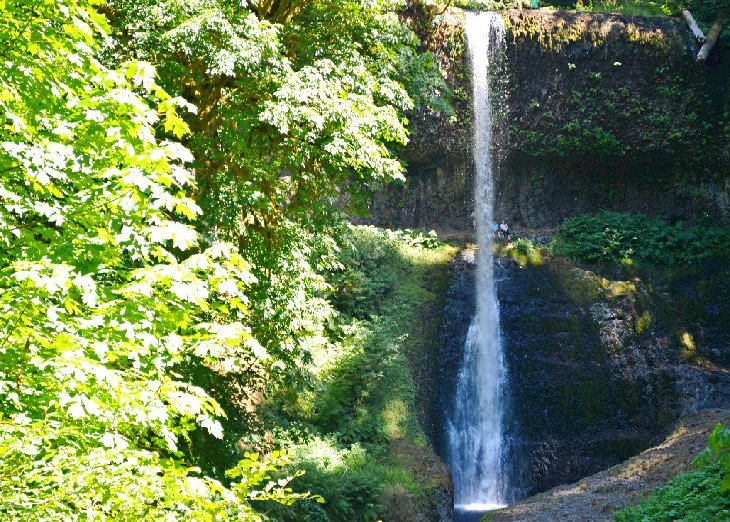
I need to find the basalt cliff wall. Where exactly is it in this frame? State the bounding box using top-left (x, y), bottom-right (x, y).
top-left (373, 8), bottom-right (730, 233)
top-left (436, 250), bottom-right (730, 498)
top-left (386, 9), bottom-right (730, 503)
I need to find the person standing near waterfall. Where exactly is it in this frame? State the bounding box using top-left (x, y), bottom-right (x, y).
top-left (492, 222), bottom-right (499, 239)
top-left (500, 221), bottom-right (510, 241)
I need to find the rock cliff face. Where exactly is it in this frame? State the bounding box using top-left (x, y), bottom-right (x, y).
top-left (436, 250), bottom-right (730, 497)
top-left (389, 8), bottom-right (730, 506)
top-left (491, 408), bottom-right (730, 521)
top-left (373, 9), bottom-right (730, 232)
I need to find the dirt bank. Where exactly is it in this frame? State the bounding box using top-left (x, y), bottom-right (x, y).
top-left (487, 408), bottom-right (730, 521)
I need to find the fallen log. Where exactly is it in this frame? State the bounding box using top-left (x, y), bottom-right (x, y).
top-left (682, 10), bottom-right (706, 44)
top-left (697, 13), bottom-right (724, 62)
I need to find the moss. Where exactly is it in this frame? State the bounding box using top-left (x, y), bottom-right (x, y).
top-left (496, 238), bottom-right (546, 267)
top-left (680, 331), bottom-right (697, 361)
top-left (548, 257), bottom-right (605, 306)
top-left (503, 12), bottom-right (593, 51)
top-left (635, 310), bottom-right (653, 334)
top-left (602, 279), bottom-right (637, 299)
top-left (624, 23), bottom-right (681, 50)
top-left (503, 11), bottom-right (687, 54)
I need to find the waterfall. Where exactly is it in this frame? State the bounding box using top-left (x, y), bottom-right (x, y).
top-left (448, 11), bottom-right (507, 515)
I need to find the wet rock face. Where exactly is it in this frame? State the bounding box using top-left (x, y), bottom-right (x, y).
top-left (438, 250), bottom-right (730, 498)
top-left (434, 249), bottom-right (478, 459)
top-left (498, 258), bottom-right (675, 496)
top-left (371, 9), bottom-right (730, 231)
top-left (370, 160), bottom-right (475, 234)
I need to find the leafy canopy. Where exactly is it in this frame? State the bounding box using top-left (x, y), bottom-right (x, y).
top-left (0, 0), bottom-right (316, 518)
top-left (103, 0), bottom-right (448, 387)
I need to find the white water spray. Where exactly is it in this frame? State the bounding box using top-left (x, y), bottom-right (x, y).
top-left (448, 11), bottom-right (507, 513)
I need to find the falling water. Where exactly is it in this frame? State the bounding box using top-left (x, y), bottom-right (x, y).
top-left (448, 11), bottom-right (507, 517)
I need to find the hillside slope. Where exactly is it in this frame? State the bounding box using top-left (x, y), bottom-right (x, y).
top-left (487, 408), bottom-right (730, 521)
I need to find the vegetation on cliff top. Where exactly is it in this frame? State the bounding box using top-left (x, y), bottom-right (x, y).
top-left (570, 0), bottom-right (730, 40)
top-left (551, 211), bottom-right (730, 265)
top-left (455, 0), bottom-right (727, 29)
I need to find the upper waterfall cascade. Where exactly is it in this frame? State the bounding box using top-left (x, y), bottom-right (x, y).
top-left (447, 11), bottom-right (508, 515)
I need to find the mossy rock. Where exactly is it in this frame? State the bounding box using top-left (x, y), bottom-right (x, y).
top-left (547, 257), bottom-right (605, 306)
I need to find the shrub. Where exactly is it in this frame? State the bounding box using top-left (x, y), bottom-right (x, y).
top-left (267, 440), bottom-right (384, 522)
top-left (615, 460), bottom-right (730, 521)
top-left (328, 226), bottom-right (442, 318)
top-left (551, 211), bottom-right (730, 266)
top-left (616, 423), bottom-right (730, 521)
top-left (696, 423), bottom-right (730, 492)
top-left (264, 226), bottom-right (455, 521)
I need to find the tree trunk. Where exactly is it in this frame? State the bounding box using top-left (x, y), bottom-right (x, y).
top-left (682, 10), bottom-right (705, 44)
top-left (697, 13), bottom-right (724, 62)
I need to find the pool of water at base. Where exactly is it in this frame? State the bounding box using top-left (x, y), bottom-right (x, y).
top-left (454, 503), bottom-right (508, 522)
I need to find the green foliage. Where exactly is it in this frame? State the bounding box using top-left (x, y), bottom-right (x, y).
top-left (269, 439), bottom-right (390, 521)
top-left (551, 211), bottom-right (730, 265)
top-left (696, 423), bottom-right (730, 492)
top-left (0, 0), bottom-right (320, 518)
top-left (513, 76), bottom-right (715, 159)
top-left (615, 461), bottom-right (730, 521)
top-left (327, 227), bottom-right (440, 318)
top-left (103, 0), bottom-right (450, 393)
top-left (456, 0), bottom-right (524, 9)
top-left (1, 0), bottom-right (452, 517)
top-left (313, 226), bottom-right (448, 442)
top-left (497, 238), bottom-right (546, 266)
top-left (665, 0), bottom-right (729, 38)
top-left (572, 0), bottom-right (672, 16)
top-left (543, 0), bottom-right (709, 19)
top-left (554, 125), bottom-right (624, 156)
top-left (543, 0), bottom-right (729, 39)
top-left (615, 425), bottom-right (730, 521)
top-left (263, 225), bottom-right (455, 521)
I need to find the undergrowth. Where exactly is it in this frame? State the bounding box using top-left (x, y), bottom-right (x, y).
top-left (615, 461), bottom-right (730, 521)
top-left (264, 225), bottom-right (456, 521)
top-left (551, 211), bottom-right (730, 266)
top-left (615, 423), bottom-right (730, 521)
top-left (496, 237), bottom-right (547, 267)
